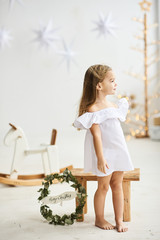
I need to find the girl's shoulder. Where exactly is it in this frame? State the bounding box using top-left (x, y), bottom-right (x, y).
top-left (73, 98), bottom-right (129, 130)
top-left (87, 105), bottom-right (99, 112)
top-left (109, 101), bottom-right (118, 109)
top-left (87, 101), bottom-right (118, 113)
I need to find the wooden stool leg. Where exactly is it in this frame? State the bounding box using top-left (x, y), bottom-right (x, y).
top-left (75, 177), bottom-right (88, 222)
top-left (82, 180), bottom-right (87, 214)
top-left (122, 181), bottom-right (131, 222)
top-left (76, 194), bottom-right (84, 222)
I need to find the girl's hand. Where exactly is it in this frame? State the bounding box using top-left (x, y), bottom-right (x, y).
top-left (97, 159), bottom-right (109, 174)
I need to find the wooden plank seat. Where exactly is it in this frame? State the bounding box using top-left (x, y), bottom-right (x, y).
top-left (71, 168), bottom-right (140, 222)
top-left (0, 165), bottom-right (73, 186)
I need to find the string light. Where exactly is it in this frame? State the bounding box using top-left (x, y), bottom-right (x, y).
top-left (124, 1), bottom-right (160, 140)
top-left (132, 17), bottom-right (144, 23)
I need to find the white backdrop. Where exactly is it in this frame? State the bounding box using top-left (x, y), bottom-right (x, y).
top-left (0, 0), bottom-right (159, 171)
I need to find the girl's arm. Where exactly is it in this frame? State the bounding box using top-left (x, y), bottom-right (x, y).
top-left (90, 124), bottom-right (109, 174)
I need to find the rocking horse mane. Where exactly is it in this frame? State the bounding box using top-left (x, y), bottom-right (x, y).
top-left (9, 123), bottom-right (17, 130)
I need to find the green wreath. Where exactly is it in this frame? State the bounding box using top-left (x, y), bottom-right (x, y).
top-left (38, 168), bottom-right (87, 225)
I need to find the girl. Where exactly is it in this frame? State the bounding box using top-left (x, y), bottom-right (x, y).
top-left (73, 64), bottom-right (134, 232)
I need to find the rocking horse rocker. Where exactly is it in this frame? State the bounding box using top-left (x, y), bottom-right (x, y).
top-left (0, 123), bottom-right (72, 186)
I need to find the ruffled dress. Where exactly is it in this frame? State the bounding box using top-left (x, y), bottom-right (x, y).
top-left (73, 98), bottom-right (134, 177)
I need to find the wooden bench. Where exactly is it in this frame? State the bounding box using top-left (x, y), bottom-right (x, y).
top-left (71, 168), bottom-right (140, 222)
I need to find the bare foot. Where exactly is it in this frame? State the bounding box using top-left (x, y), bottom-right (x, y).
top-left (95, 219), bottom-right (115, 230)
top-left (116, 221), bottom-right (128, 232)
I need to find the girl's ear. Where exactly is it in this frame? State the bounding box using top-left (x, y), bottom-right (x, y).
top-left (96, 82), bottom-right (102, 91)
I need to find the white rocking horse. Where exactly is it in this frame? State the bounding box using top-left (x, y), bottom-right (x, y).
top-left (0, 123), bottom-right (63, 186)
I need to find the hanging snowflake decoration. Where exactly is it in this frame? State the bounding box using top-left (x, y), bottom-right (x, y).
top-left (32, 20), bottom-right (60, 51)
top-left (92, 12), bottom-right (118, 38)
top-left (8, 0), bottom-right (24, 11)
top-left (57, 39), bottom-right (78, 72)
top-left (0, 27), bottom-right (12, 50)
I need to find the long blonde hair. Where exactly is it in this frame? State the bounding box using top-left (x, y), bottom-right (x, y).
top-left (78, 64), bottom-right (112, 116)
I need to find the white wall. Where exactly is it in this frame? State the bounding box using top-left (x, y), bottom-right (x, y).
top-left (0, 0), bottom-right (159, 170)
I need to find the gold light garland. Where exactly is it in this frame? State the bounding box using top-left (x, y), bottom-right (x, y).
top-left (123, 0), bottom-right (160, 139)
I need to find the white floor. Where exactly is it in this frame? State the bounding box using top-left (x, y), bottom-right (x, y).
top-left (0, 136), bottom-right (160, 240)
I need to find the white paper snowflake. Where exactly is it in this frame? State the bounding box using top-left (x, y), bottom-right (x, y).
top-left (0, 27), bottom-right (12, 50)
top-left (92, 12), bottom-right (118, 38)
top-left (32, 20), bottom-right (60, 51)
top-left (9, 0), bottom-right (24, 10)
top-left (57, 39), bottom-right (77, 72)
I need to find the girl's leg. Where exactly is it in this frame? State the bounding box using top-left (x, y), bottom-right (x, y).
top-left (94, 173), bottom-right (115, 230)
top-left (110, 171), bottom-right (128, 232)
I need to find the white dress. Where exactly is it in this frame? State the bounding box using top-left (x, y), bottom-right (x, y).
top-left (73, 98), bottom-right (134, 177)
